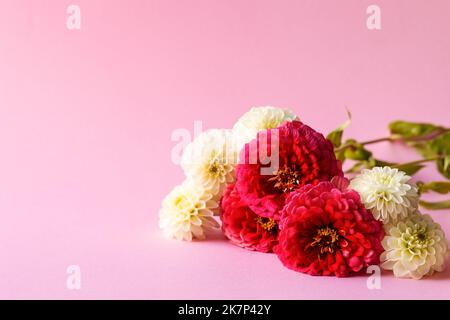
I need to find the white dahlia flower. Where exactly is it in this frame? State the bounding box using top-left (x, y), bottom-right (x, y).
top-left (181, 129), bottom-right (237, 199)
top-left (381, 213), bottom-right (449, 279)
top-left (232, 106), bottom-right (298, 150)
top-left (349, 166), bottom-right (419, 223)
top-left (159, 180), bottom-right (219, 241)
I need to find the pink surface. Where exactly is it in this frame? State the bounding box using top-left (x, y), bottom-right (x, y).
top-left (1, 0), bottom-right (450, 299)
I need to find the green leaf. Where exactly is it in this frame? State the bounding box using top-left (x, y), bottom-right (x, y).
top-left (344, 143), bottom-right (372, 161)
top-left (445, 155), bottom-right (450, 171)
top-left (419, 199), bottom-right (450, 210)
top-left (426, 132), bottom-right (450, 178)
top-left (393, 163), bottom-right (425, 176)
top-left (327, 110), bottom-right (351, 148)
top-left (374, 159), bottom-right (396, 167)
top-left (407, 141), bottom-right (438, 158)
top-left (389, 121), bottom-right (442, 139)
top-left (335, 148), bottom-right (347, 163)
top-left (327, 130), bottom-right (344, 148)
top-left (418, 181), bottom-right (450, 194)
top-left (429, 131), bottom-right (450, 155)
top-left (436, 155), bottom-right (450, 179)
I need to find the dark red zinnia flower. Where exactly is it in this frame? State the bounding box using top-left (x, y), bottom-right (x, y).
top-left (235, 120), bottom-right (342, 220)
top-left (275, 180), bottom-right (384, 277)
top-left (220, 184), bottom-right (278, 252)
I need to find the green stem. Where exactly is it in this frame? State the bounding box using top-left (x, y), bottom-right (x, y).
top-left (402, 127), bottom-right (450, 142)
top-left (360, 137), bottom-right (393, 146)
top-left (419, 199), bottom-right (450, 210)
top-left (391, 156), bottom-right (442, 168)
top-left (334, 128), bottom-right (450, 153)
top-left (335, 136), bottom-right (392, 153)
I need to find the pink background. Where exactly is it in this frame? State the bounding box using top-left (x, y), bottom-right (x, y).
top-left (1, 0), bottom-right (450, 299)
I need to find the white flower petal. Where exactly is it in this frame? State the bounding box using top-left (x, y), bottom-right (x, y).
top-left (393, 262), bottom-right (410, 277)
top-left (349, 166), bottom-right (419, 223)
top-left (181, 129), bottom-right (237, 201)
top-left (159, 180), bottom-right (220, 241)
top-left (380, 212), bottom-right (449, 279)
top-left (232, 106), bottom-right (298, 150)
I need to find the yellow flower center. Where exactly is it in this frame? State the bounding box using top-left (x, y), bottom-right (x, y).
top-left (381, 176), bottom-right (392, 184)
top-left (402, 227), bottom-right (430, 252)
top-left (270, 166), bottom-right (300, 192)
top-left (262, 119), bottom-right (279, 129)
top-left (416, 232), bottom-right (426, 242)
top-left (310, 226), bottom-right (340, 254)
top-left (174, 195), bottom-right (189, 208)
top-left (209, 162), bottom-right (219, 174)
top-left (255, 216), bottom-right (278, 232)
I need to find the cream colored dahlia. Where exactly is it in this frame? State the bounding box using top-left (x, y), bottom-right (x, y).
top-left (232, 106), bottom-right (298, 150)
top-left (159, 180), bottom-right (219, 241)
top-left (349, 166), bottom-right (419, 223)
top-left (381, 213), bottom-right (449, 279)
top-left (181, 129), bottom-right (237, 199)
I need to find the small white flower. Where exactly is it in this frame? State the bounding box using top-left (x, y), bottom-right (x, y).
top-left (232, 106), bottom-right (298, 150)
top-left (381, 213), bottom-right (449, 279)
top-left (159, 180), bottom-right (219, 241)
top-left (181, 129), bottom-right (237, 200)
top-left (349, 166), bottom-right (419, 223)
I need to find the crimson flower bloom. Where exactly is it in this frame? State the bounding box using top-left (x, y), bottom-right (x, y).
top-left (236, 120), bottom-right (342, 220)
top-left (220, 184), bottom-right (278, 252)
top-left (275, 179), bottom-right (384, 277)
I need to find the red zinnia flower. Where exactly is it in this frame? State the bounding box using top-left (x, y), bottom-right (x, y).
top-left (236, 120), bottom-right (342, 220)
top-left (220, 184), bottom-right (278, 252)
top-left (275, 179), bottom-right (384, 277)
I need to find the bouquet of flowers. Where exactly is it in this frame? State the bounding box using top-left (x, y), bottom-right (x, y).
top-left (159, 106), bottom-right (449, 279)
